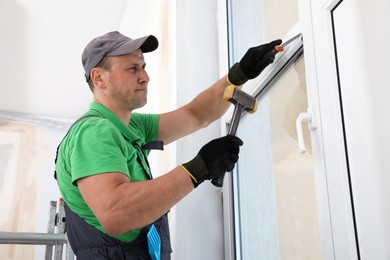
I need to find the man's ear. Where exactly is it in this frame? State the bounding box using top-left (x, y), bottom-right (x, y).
top-left (90, 68), bottom-right (106, 89)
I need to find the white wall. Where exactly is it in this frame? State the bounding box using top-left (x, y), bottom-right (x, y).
top-left (175, 1), bottom-right (225, 259)
top-left (0, 0), bottom-right (134, 119)
top-left (0, 0), bottom-right (224, 259)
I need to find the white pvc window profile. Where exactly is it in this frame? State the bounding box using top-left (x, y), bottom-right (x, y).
top-left (222, 23), bottom-right (304, 260)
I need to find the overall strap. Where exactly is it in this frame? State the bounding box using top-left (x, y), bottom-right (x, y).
top-left (141, 140), bottom-right (164, 151)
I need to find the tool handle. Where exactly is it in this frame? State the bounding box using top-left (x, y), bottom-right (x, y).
top-left (211, 86), bottom-right (258, 188)
top-left (211, 87), bottom-right (245, 188)
top-left (272, 45), bottom-right (284, 53)
top-left (211, 175), bottom-right (224, 187)
top-left (211, 109), bottom-right (241, 187)
top-left (264, 46), bottom-right (284, 63)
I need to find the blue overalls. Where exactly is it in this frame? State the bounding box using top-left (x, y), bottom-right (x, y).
top-left (64, 204), bottom-right (172, 259)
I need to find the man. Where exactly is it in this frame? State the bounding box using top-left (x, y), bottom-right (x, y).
top-left (55, 31), bottom-right (281, 259)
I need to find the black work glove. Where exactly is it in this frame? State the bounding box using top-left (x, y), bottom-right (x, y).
top-left (228, 39), bottom-right (282, 86)
top-left (181, 135), bottom-right (243, 188)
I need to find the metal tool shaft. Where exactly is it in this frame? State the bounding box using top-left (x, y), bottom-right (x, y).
top-left (227, 104), bottom-right (243, 136)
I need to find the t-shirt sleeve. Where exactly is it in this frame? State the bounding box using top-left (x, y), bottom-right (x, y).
top-left (130, 113), bottom-right (159, 144)
top-left (69, 119), bottom-right (131, 184)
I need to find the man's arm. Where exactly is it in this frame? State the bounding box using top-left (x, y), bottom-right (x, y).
top-left (157, 39), bottom-right (282, 144)
top-left (157, 76), bottom-right (231, 145)
top-left (77, 135), bottom-right (242, 236)
top-left (77, 167), bottom-right (194, 236)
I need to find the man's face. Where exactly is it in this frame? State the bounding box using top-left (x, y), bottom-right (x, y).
top-left (101, 49), bottom-right (150, 111)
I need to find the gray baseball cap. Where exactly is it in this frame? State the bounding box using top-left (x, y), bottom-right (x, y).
top-left (82, 31), bottom-right (159, 81)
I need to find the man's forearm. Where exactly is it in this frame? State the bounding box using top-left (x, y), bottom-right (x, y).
top-left (79, 167), bottom-right (194, 236)
top-left (157, 75), bottom-right (233, 145)
top-left (187, 76), bottom-right (231, 127)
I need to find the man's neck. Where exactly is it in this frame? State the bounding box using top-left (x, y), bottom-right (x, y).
top-left (93, 98), bottom-right (132, 126)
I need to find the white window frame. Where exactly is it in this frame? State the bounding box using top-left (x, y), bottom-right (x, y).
top-left (299, 0), bottom-right (359, 258)
top-left (218, 0), bottom-right (360, 259)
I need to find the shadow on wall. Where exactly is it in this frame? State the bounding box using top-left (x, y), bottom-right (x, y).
top-left (0, 0), bottom-right (29, 112)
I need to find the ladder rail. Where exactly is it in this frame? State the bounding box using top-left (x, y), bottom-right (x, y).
top-left (0, 200), bottom-right (74, 260)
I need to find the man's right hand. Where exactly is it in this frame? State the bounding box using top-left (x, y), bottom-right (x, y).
top-left (181, 135), bottom-right (243, 187)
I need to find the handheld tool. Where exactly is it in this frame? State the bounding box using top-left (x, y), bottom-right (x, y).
top-left (211, 85), bottom-right (258, 187)
top-left (211, 34), bottom-right (302, 187)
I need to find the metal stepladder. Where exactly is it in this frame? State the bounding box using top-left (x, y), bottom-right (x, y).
top-left (46, 198), bottom-right (75, 260)
top-left (0, 199), bottom-right (75, 260)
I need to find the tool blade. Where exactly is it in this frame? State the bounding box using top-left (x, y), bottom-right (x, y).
top-left (280, 33), bottom-right (302, 48)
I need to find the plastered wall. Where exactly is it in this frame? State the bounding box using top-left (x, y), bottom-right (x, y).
top-left (0, 120), bottom-right (67, 259)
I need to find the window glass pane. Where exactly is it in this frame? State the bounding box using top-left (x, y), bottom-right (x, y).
top-left (236, 57), bottom-right (322, 260)
top-left (228, 0), bottom-right (298, 63)
top-left (227, 0), bottom-right (322, 259)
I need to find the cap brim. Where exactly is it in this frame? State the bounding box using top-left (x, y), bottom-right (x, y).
top-left (108, 35), bottom-right (158, 56)
top-left (140, 35), bottom-right (159, 53)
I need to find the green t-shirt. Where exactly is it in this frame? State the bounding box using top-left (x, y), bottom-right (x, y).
top-left (56, 102), bottom-right (159, 243)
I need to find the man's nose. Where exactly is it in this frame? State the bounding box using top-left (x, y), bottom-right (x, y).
top-left (138, 68), bottom-right (149, 84)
